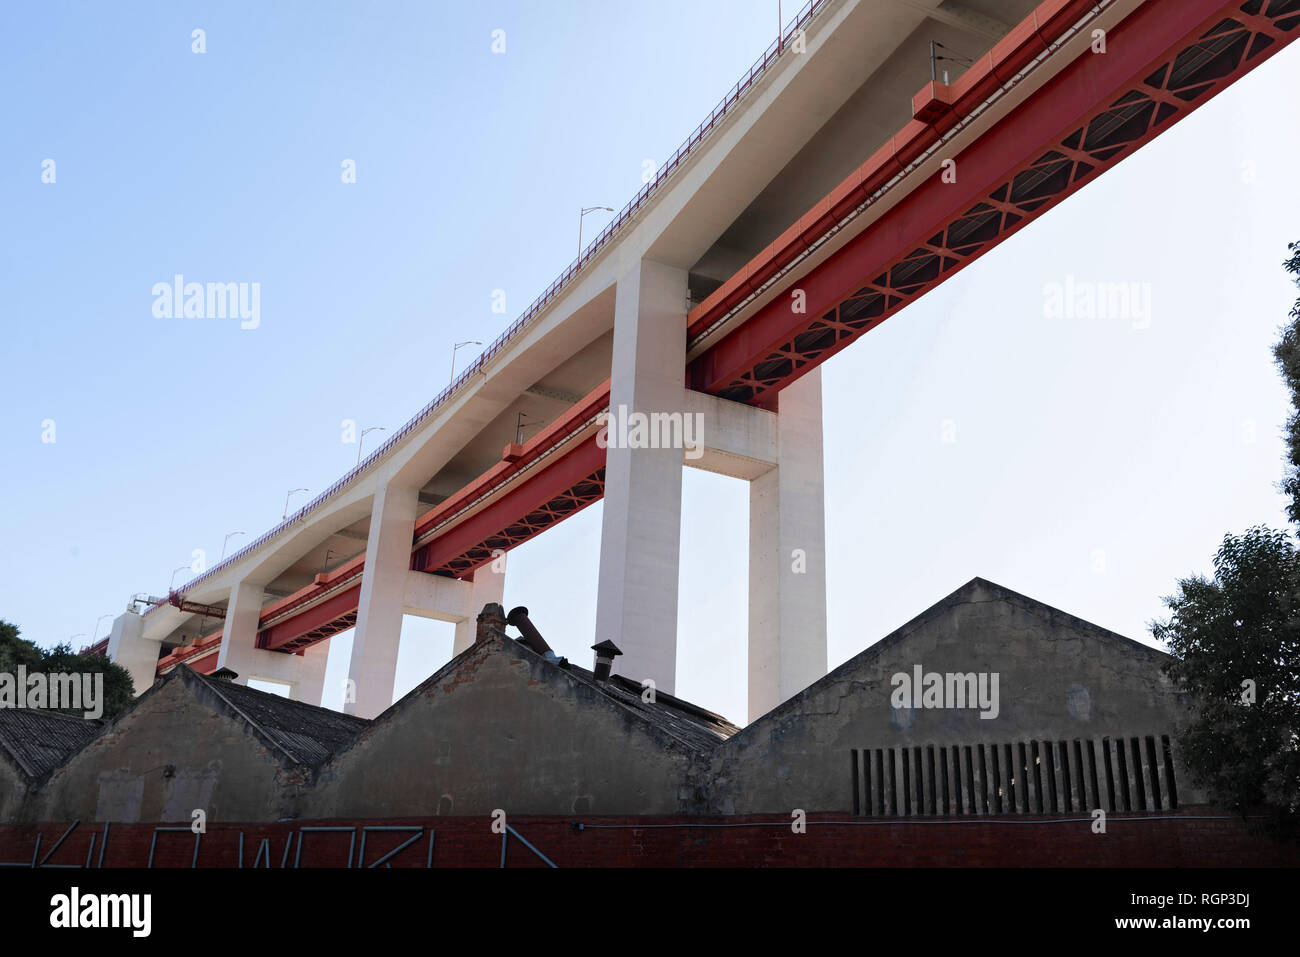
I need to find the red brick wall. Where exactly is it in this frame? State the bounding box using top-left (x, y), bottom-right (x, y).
top-left (1, 807), bottom-right (1292, 867)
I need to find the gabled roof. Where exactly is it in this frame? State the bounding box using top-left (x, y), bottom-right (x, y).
top-left (741, 576), bottom-right (1172, 730)
top-left (872, 577), bottom-right (1171, 661)
top-left (342, 633), bottom-right (739, 761)
top-left (184, 668), bottom-right (371, 766)
top-left (564, 663), bottom-right (739, 750)
top-left (0, 708), bottom-right (102, 780)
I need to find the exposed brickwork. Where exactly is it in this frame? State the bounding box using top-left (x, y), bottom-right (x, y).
top-left (0, 807), bottom-right (1292, 868)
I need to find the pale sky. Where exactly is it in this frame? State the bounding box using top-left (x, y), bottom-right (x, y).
top-left (2, 2), bottom-right (1297, 725)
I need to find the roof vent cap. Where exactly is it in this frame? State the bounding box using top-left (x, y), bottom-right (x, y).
top-left (591, 640), bottom-right (623, 683)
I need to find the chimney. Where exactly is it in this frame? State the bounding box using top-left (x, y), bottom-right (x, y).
top-left (475, 602), bottom-right (507, 644)
top-left (507, 606), bottom-right (568, 667)
top-left (507, 606), bottom-right (550, 656)
top-left (591, 640), bottom-right (622, 683)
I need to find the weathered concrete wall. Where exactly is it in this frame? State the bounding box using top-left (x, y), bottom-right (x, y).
top-left (0, 760), bottom-right (28, 823)
top-left (705, 579), bottom-right (1200, 814)
top-left (304, 638), bottom-right (701, 818)
top-left (21, 674), bottom-right (305, 825)
top-left (2, 581), bottom-right (1212, 825)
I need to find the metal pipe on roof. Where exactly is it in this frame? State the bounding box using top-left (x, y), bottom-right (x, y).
top-left (507, 606), bottom-right (551, 657)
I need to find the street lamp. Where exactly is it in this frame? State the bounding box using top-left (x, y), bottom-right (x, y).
top-left (169, 564), bottom-right (191, 592)
top-left (220, 531), bottom-right (246, 561)
top-left (515, 412), bottom-right (544, 445)
top-left (282, 488), bottom-right (309, 520)
top-left (577, 206), bottom-right (613, 258)
top-left (91, 614), bottom-right (113, 643)
top-left (357, 427), bottom-right (386, 467)
top-left (450, 341), bottom-right (482, 385)
top-left (70, 633), bottom-right (86, 648)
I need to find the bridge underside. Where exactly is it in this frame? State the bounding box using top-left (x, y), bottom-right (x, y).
top-left (689, 0), bottom-right (1300, 405)
top-left (136, 0), bottom-right (1298, 716)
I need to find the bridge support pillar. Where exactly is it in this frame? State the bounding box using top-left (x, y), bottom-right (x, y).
top-left (747, 366), bottom-right (827, 722)
top-left (215, 580), bottom-right (328, 704)
top-left (595, 258), bottom-right (687, 695)
top-left (401, 562), bottom-right (506, 657)
top-left (346, 482), bottom-right (420, 718)
top-left (107, 609), bottom-right (158, 698)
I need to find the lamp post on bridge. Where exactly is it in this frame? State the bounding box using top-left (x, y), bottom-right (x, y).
top-left (357, 427), bottom-right (386, 467)
top-left (220, 531), bottom-right (245, 561)
top-left (169, 564), bottom-right (191, 593)
top-left (91, 614), bottom-right (113, 644)
top-left (450, 341), bottom-right (481, 385)
top-left (577, 206), bottom-right (613, 259)
top-left (282, 488), bottom-right (309, 521)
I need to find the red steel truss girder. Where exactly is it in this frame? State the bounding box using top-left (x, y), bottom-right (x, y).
top-left (258, 583), bottom-right (363, 653)
top-left (411, 435), bottom-right (607, 578)
top-left (233, 437), bottom-right (608, 661)
top-left (685, 0), bottom-right (1103, 341)
top-left (232, 387), bottom-right (612, 660)
top-left (156, 629), bottom-right (222, 674)
top-left (412, 379), bottom-right (610, 542)
top-left (688, 0), bottom-right (1300, 406)
top-left (156, 0), bottom-right (1297, 671)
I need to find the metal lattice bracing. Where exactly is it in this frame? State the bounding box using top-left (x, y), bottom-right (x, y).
top-left (692, 0), bottom-right (1300, 406)
top-left (414, 466), bottom-right (606, 578)
top-left (270, 611), bottom-right (359, 654)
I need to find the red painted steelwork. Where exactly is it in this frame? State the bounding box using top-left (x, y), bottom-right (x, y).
top-left (685, 0), bottom-right (1102, 342)
top-left (689, 0), bottom-right (1300, 405)
top-left (411, 435), bottom-right (607, 578)
top-left (412, 379), bottom-right (610, 543)
top-left (157, 630), bottom-right (222, 674)
top-left (147, 2), bottom-right (830, 616)
top-left (175, 383), bottom-right (613, 666)
top-left (259, 583), bottom-right (363, 653)
top-left (154, 0), bottom-right (1299, 671)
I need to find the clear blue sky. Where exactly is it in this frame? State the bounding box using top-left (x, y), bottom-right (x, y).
top-left (2, 2), bottom-right (1297, 725)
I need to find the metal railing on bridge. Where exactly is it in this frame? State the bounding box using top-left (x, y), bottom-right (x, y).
top-left (148, 0), bottom-right (830, 615)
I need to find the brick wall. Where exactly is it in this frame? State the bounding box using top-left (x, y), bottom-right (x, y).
top-left (0, 806), bottom-right (1293, 867)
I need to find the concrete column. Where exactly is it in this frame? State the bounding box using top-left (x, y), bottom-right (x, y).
top-left (290, 640), bottom-right (330, 705)
top-left (213, 580), bottom-right (327, 704)
top-left (452, 564), bottom-right (505, 656)
top-left (215, 579), bottom-right (263, 675)
top-left (595, 258), bottom-right (687, 694)
top-left (346, 482), bottom-right (420, 718)
top-left (107, 610), bottom-right (159, 698)
top-left (748, 366), bottom-right (828, 721)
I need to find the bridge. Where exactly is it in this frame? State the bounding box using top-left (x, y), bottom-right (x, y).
top-left (96, 0), bottom-right (1300, 721)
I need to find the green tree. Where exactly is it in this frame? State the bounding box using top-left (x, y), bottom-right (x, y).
top-left (1153, 527), bottom-right (1300, 834)
top-left (0, 619), bottom-right (135, 720)
top-left (0, 619), bottom-right (43, 673)
top-left (1151, 242), bottom-right (1300, 835)
top-left (1271, 241), bottom-right (1300, 523)
top-left (42, 641), bottom-right (136, 720)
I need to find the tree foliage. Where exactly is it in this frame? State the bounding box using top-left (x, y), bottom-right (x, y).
top-left (1271, 241), bottom-right (1300, 523)
top-left (0, 619), bottom-right (135, 720)
top-left (1153, 531), bottom-right (1300, 833)
top-left (1151, 243), bottom-right (1300, 836)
